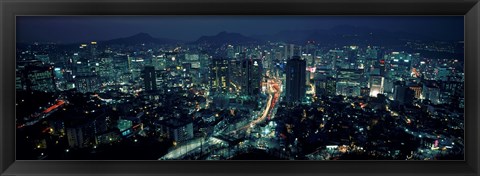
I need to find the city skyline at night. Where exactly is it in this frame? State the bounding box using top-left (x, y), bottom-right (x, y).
top-left (16, 16), bottom-right (464, 160)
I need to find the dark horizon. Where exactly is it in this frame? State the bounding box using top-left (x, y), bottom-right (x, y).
top-left (16, 16), bottom-right (464, 44)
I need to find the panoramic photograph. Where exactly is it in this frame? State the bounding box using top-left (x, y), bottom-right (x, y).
top-left (15, 16), bottom-right (464, 160)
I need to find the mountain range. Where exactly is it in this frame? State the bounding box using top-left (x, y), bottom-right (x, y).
top-left (103, 32), bottom-right (181, 45)
top-left (20, 25), bottom-right (459, 47)
top-left (100, 25), bottom-right (450, 47)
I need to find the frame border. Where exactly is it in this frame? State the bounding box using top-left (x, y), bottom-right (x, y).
top-left (1, 0), bottom-right (479, 176)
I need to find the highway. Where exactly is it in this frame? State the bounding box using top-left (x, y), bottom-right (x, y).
top-left (160, 77), bottom-right (283, 160)
top-left (18, 100), bottom-right (67, 128)
top-left (231, 77), bottom-right (281, 133)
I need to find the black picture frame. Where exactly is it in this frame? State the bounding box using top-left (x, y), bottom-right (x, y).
top-left (1, 0), bottom-right (479, 175)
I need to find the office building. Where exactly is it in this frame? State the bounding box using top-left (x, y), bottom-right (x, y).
top-left (240, 59), bottom-right (263, 96)
top-left (210, 58), bottom-right (230, 94)
top-left (286, 56), bottom-right (306, 102)
top-left (24, 65), bottom-right (56, 92)
top-left (161, 118), bottom-right (194, 143)
top-left (144, 66), bottom-right (157, 92)
top-left (369, 75), bottom-right (384, 97)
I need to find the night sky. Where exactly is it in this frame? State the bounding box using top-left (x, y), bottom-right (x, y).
top-left (16, 16), bottom-right (464, 44)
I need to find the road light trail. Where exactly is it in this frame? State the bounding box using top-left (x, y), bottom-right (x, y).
top-left (231, 77), bottom-right (281, 133)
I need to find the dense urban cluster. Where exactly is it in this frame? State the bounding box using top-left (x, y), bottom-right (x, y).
top-left (16, 32), bottom-right (464, 160)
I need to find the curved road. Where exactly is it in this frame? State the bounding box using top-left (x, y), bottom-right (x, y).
top-left (231, 78), bottom-right (281, 133)
top-left (160, 78), bottom-right (282, 160)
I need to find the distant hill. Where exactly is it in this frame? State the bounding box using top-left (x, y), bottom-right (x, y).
top-left (103, 32), bottom-right (181, 46)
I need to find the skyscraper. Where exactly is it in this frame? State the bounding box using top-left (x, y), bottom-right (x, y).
top-left (229, 60), bottom-right (242, 89)
top-left (369, 75), bottom-right (384, 97)
top-left (90, 41), bottom-right (98, 60)
top-left (325, 77), bottom-right (337, 97)
top-left (144, 66), bottom-right (157, 92)
top-left (286, 56), bottom-right (306, 103)
top-left (240, 59), bottom-right (262, 96)
top-left (210, 58), bottom-right (230, 94)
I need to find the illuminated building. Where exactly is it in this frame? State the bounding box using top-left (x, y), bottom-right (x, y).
top-left (98, 58), bottom-right (116, 79)
top-left (286, 56), bottom-right (306, 102)
top-left (113, 54), bottom-right (130, 73)
top-left (346, 46), bottom-right (358, 69)
top-left (335, 69), bottom-right (363, 97)
top-left (95, 130), bottom-right (121, 145)
top-left (66, 127), bottom-right (85, 148)
top-left (379, 59), bottom-right (386, 76)
top-left (303, 54), bottom-right (314, 68)
top-left (129, 57), bottom-right (145, 78)
top-left (152, 55), bottom-right (167, 71)
top-left (325, 77), bottom-right (337, 96)
top-left (383, 78), bottom-right (394, 94)
top-left (369, 75), bottom-right (384, 97)
top-left (185, 54), bottom-right (200, 68)
top-left (143, 66), bottom-right (157, 92)
top-left (444, 80), bottom-right (463, 97)
top-left (263, 52), bottom-right (273, 69)
top-left (24, 65), bottom-right (56, 92)
top-left (74, 59), bottom-right (97, 77)
top-left (161, 118), bottom-right (194, 143)
top-left (227, 45), bottom-right (235, 58)
top-left (229, 60), bottom-right (242, 88)
top-left (75, 75), bottom-right (100, 93)
top-left (90, 41), bottom-right (98, 59)
top-left (210, 58), bottom-right (230, 94)
top-left (275, 45), bottom-right (286, 61)
top-left (117, 119), bottom-right (133, 136)
top-left (306, 66), bottom-right (316, 85)
top-left (328, 49), bottom-right (345, 70)
top-left (387, 51), bottom-right (412, 78)
top-left (422, 83), bottom-right (441, 104)
top-left (409, 85), bottom-right (423, 99)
